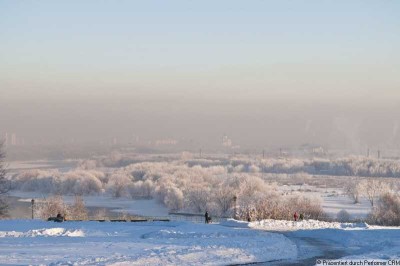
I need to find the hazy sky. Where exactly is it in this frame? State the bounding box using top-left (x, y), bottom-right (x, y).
top-left (1, 1), bottom-right (400, 151)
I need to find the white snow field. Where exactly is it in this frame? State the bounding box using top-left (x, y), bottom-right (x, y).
top-left (0, 219), bottom-right (296, 265)
top-left (1, 219), bottom-right (400, 265)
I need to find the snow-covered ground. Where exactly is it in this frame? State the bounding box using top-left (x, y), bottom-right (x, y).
top-left (322, 194), bottom-right (371, 219)
top-left (0, 220), bottom-right (296, 265)
top-left (1, 219), bottom-right (399, 265)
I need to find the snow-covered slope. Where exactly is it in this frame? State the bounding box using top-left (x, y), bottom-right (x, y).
top-left (0, 220), bottom-right (296, 265)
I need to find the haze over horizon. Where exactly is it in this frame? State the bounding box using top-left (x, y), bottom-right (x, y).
top-left (1, 1), bottom-right (400, 152)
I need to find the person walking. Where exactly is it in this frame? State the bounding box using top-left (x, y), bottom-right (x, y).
top-left (205, 211), bottom-right (209, 224)
top-left (294, 212), bottom-right (298, 221)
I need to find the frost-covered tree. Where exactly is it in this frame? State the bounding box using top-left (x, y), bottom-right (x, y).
top-left (213, 187), bottom-right (235, 216)
top-left (289, 194), bottom-right (324, 220)
top-left (186, 187), bottom-right (210, 213)
top-left (361, 179), bottom-right (390, 207)
top-left (35, 195), bottom-right (68, 219)
top-left (106, 172), bottom-right (132, 198)
top-left (78, 159), bottom-right (98, 170)
top-left (12, 169), bottom-right (104, 195)
top-left (69, 196), bottom-right (88, 220)
top-left (164, 186), bottom-right (184, 211)
top-left (344, 179), bottom-right (362, 204)
top-left (128, 179), bottom-right (154, 199)
top-left (0, 141), bottom-right (9, 217)
top-left (62, 170), bottom-right (103, 195)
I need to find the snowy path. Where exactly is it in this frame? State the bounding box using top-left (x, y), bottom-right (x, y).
top-left (223, 219), bottom-right (400, 265)
top-left (225, 235), bottom-right (348, 266)
top-left (266, 234), bottom-right (348, 266)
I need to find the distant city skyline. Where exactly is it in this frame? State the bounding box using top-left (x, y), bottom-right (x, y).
top-left (1, 1), bottom-right (399, 152)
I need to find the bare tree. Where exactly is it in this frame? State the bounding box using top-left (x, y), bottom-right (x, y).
top-left (344, 179), bottom-right (362, 204)
top-left (186, 188), bottom-right (209, 213)
top-left (361, 178), bottom-right (390, 207)
top-left (0, 141), bottom-right (9, 217)
top-left (69, 196), bottom-right (88, 220)
top-left (35, 195), bottom-right (68, 220)
top-left (213, 187), bottom-right (235, 216)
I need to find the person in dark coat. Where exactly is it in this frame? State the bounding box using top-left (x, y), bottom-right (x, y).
top-left (299, 213), bottom-right (304, 221)
top-left (205, 211), bottom-right (209, 224)
top-left (55, 213), bottom-right (64, 222)
top-left (48, 213), bottom-right (64, 222)
top-left (294, 212), bottom-right (298, 221)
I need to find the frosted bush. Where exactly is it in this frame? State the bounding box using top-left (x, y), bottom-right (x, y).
top-left (128, 179), bottom-right (154, 199)
top-left (35, 195), bottom-right (68, 220)
top-left (337, 209), bottom-right (351, 222)
top-left (13, 169), bottom-right (104, 195)
top-left (164, 186), bottom-right (184, 211)
top-left (62, 170), bottom-right (103, 195)
top-left (368, 193), bottom-right (400, 226)
top-left (78, 160), bottom-right (97, 170)
top-left (106, 172), bottom-right (132, 198)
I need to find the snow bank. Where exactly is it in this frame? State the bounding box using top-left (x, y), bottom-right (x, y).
top-left (220, 218), bottom-right (370, 231)
top-left (249, 219), bottom-right (369, 231)
top-left (219, 218), bottom-right (251, 228)
top-left (0, 227), bottom-right (85, 237)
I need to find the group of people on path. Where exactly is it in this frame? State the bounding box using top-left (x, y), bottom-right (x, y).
top-left (293, 212), bottom-right (304, 221)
